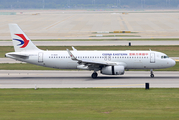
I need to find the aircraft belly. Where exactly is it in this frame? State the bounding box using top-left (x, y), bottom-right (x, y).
top-left (126, 60), bottom-right (143, 69)
top-left (57, 60), bottom-right (77, 69)
top-left (44, 59), bottom-right (77, 69)
top-left (65, 62), bottom-right (77, 69)
top-left (132, 62), bottom-right (144, 69)
top-left (16, 56), bottom-right (38, 64)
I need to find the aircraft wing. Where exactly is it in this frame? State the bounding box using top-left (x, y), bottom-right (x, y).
top-left (67, 49), bottom-right (119, 66)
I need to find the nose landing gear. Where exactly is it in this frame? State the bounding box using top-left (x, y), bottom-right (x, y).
top-left (150, 69), bottom-right (154, 78)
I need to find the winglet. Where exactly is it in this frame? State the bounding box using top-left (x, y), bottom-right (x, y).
top-left (66, 49), bottom-right (78, 60)
top-left (72, 46), bottom-right (77, 51)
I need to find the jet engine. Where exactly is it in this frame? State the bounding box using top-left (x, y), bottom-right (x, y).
top-left (101, 66), bottom-right (125, 75)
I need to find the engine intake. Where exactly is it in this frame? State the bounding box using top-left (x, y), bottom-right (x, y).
top-left (101, 66), bottom-right (125, 75)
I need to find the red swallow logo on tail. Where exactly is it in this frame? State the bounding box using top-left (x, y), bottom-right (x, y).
top-left (13, 34), bottom-right (29, 48)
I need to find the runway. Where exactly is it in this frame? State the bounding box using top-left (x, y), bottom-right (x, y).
top-left (1, 40), bottom-right (179, 46)
top-left (0, 70), bottom-right (178, 88)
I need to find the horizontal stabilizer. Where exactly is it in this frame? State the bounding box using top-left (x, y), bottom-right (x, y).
top-left (5, 52), bottom-right (29, 59)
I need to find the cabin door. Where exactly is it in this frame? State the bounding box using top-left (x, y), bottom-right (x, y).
top-left (38, 52), bottom-right (43, 63)
top-left (150, 53), bottom-right (155, 63)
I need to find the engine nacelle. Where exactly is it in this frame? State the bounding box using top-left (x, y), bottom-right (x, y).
top-left (101, 66), bottom-right (125, 75)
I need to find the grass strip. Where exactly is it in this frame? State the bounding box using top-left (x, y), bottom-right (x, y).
top-left (0, 88), bottom-right (178, 120)
top-left (0, 62), bottom-right (178, 70)
top-left (0, 63), bottom-right (58, 70)
top-left (1, 45), bottom-right (179, 58)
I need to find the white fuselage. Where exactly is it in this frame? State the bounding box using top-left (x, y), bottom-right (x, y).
top-left (6, 50), bottom-right (176, 70)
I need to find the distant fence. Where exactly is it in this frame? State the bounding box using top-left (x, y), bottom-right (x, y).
top-left (0, 12), bottom-right (16, 15)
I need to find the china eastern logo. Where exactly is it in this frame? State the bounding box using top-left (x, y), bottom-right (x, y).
top-left (13, 34), bottom-right (29, 48)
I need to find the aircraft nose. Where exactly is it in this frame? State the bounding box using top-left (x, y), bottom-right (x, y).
top-left (170, 59), bottom-right (176, 67)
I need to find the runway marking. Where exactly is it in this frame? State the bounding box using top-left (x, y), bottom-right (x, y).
top-left (46, 16), bottom-right (73, 30)
top-left (96, 84), bottom-right (144, 88)
top-left (174, 59), bottom-right (179, 62)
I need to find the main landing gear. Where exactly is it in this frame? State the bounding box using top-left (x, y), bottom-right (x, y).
top-left (150, 69), bottom-right (154, 78)
top-left (91, 72), bottom-right (98, 79)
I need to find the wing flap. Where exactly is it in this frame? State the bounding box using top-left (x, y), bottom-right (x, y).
top-left (80, 59), bottom-right (117, 66)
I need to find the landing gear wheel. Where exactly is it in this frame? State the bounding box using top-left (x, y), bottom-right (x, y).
top-left (150, 69), bottom-right (154, 78)
top-left (150, 74), bottom-right (154, 78)
top-left (91, 72), bottom-right (98, 79)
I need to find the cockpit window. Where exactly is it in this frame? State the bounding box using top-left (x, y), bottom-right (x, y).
top-left (164, 56), bottom-right (169, 58)
top-left (161, 56), bottom-right (169, 59)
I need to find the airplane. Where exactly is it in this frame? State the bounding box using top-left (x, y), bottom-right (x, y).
top-left (5, 24), bottom-right (176, 78)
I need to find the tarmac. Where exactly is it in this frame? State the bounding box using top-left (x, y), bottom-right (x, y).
top-left (1, 10), bottom-right (179, 39)
top-left (0, 70), bottom-right (178, 88)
